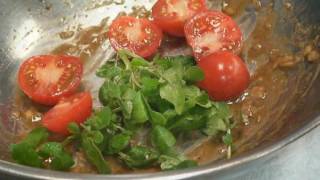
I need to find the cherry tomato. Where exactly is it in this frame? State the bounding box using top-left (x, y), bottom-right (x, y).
top-left (42, 92), bottom-right (93, 135)
top-left (152, 0), bottom-right (207, 37)
top-left (197, 52), bottom-right (250, 101)
top-left (184, 11), bottom-right (243, 59)
top-left (18, 55), bottom-right (83, 105)
top-left (108, 16), bottom-right (163, 58)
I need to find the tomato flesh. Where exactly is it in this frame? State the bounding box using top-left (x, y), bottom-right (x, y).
top-left (18, 55), bottom-right (83, 105)
top-left (152, 0), bottom-right (207, 37)
top-left (42, 92), bottom-right (93, 135)
top-left (108, 16), bottom-right (163, 58)
top-left (197, 52), bottom-right (250, 101)
top-left (185, 11), bottom-right (243, 59)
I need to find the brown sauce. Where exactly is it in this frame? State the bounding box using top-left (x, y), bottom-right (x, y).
top-left (2, 0), bottom-right (320, 174)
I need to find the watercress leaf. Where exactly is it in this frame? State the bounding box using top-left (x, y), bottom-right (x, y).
top-left (131, 57), bottom-right (149, 68)
top-left (159, 152), bottom-right (197, 171)
top-left (118, 49), bottom-right (142, 59)
top-left (86, 107), bottom-right (112, 130)
top-left (196, 93), bottom-right (212, 108)
top-left (148, 95), bottom-right (173, 113)
top-left (160, 84), bottom-right (185, 115)
top-left (154, 56), bottom-right (174, 70)
top-left (21, 127), bottom-right (49, 148)
top-left (118, 50), bottom-right (134, 69)
top-left (96, 64), bottom-right (122, 78)
top-left (107, 81), bottom-right (122, 99)
top-left (131, 92), bottom-right (149, 124)
top-left (222, 131), bottom-right (233, 146)
top-left (141, 77), bottom-right (159, 95)
top-left (212, 102), bottom-right (232, 119)
top-left (151, 126), bottom-right (176, 154)
top-left (150, 111), bottom-right (167, 127)
top-left (184, 85), bottom-right (201, 98)
top-left (99, 81), bottom-right (121, 105)
top-left (184, 66), bottom-right (204, 82)
top-left (106, 132), bottom-right (131, 155)
top-left (203, 115), bottom-right (227, 136)
top-left (118, 49), bottom-right (145, 70)
top-left (81, 136), bottom-right (111, 174)
top-left (38, 142), bottom-right (74, 171)
top-left (68, 122), bottom-right (80, 135)
top-left (170, 56), bottom-right (195, 66)
top-left (10, 143), bottom-right (42, 167)
top-left (99, 85), bottom-right (109, 106)
top-left (10, 127), bottom-right (49, 167)
top-left (92, 131), bottom-right (104, 144)
top-left (159, 56), bottom-right (195, 68)
top-left (163, 109), bottom-right (177, 121)
top-left (120, 100), bottom-right (133, 120)
top-left (162, 64), bottom-right (184, 84)
top-left (158, 155), bottom-right (180, 170)
top-left (169, 113), bottom-right (207, 133)
top-left (142, 96), bottom-right (168, 127)
top-left (119, 146), bottom-right (159, 168)
top-left (122, 88), bottom-right (136, 101)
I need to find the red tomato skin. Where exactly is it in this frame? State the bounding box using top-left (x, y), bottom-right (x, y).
top-left (153, 17), bottom-right (185, 37)
top-left (42, 92), bottom-right (93, 135)
top-left (152, 0), bottom-right (207, 37)
top-left (108, 16), bottom-right (163, 58)
top-left (197, 52), bottom-right (250, 101)
top-left (184, 11), bottom-right (243, 59)
top-left (18, 55), bottom-right (83, 106)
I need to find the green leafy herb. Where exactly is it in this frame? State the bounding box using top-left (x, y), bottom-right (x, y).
top-left (149, 110), bottom-right (167, 127)
top-left (141, 77), bottom-right (159, 95)
top-left (106, 132), bottom-right (131, 155)
top-left (184, 66), bottom-right (205, 83)
top-left (10, 127), bottom-right (49, 167)
top-left (96, 63), bottom-right (122, 78)
top-left (203, 102), bottom-right (232, 136)
top-left (160, 84), bottom-right (185, 115)
top-left (131, 92), bottom-right (149, 124)
top-left (68, 122), bottom-right (81, 135)
top-left (223, 129), bottom-right (233, 159)
top-left (86, 107), bottom-right (113, 130)
top-left (81, 136), bottom-right (111, 174)
top-left (11, 51), bottom-right (234, 173)
top-left (10, 143), bottom-right (43, 167)
top-left (151, 126), bottom-right (176, 154)
top-left (159, 155), bottom-right (197, 170)
top-left (131, 57), bottom-right (150, 68)
top-left (120, 146), bottom-right (159, 168)
top-left (38, 142), bottom-right (74, 171)
top-left (18, 127), bottom-right (49, 148)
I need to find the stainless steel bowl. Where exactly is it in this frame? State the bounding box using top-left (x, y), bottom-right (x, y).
top-left (0, 0), bottom-right (319, 179)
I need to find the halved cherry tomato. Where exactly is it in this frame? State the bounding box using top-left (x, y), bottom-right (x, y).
top-left (185, 11), bottom-right (243, 59)
top-left (152, 0), bottom-right (207, 37)
top-left (197, 52), bottom-right (250, 101)
top-left (42, 92), bottom-right (93, 135)
top-left (108, 16), bottom-right (163, 58)
top-left (18, 55), bottom-right (83, 105)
